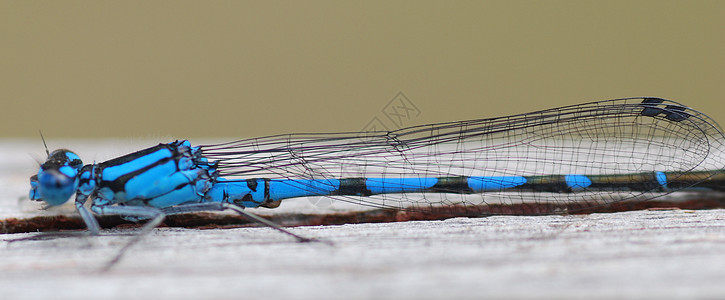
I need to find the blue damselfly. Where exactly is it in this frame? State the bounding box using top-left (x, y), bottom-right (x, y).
top-left (25, 97), bottom-right (725, 268)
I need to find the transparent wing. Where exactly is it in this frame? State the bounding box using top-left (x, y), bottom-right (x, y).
top-left (199, 97), bottom-right (725, 214)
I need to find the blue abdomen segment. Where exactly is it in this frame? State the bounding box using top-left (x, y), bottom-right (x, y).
top-left (656, 171), bottom-right (668, 188)
top-left (270, 179), bottom-right (341, 200)
top-left (565, 175), bottom-right (592, 191)
top-left (205, 179), bottom-right (267, 207)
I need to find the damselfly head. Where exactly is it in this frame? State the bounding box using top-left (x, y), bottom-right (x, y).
top-left (29, 149), bottom-right (83, 206)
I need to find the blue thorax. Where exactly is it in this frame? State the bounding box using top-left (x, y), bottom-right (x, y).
top-left (29, 140), bottom-right (219, 208)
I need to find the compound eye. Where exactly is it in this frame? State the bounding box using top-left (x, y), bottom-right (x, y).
top-left (38, 169), bottom-right (75, 189)
top-left (35, 167), bottom-right (78, 206)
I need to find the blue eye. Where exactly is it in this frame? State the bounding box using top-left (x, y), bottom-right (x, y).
top-left (36, 169), bottom-right (78, 206)
top-left (39, 170), bottom-right (69, 187)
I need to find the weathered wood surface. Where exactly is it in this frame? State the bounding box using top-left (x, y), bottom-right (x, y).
top-left (3, 140), bottom-right (725, 299)
top-left (2, 209), bottom-right (725, 299)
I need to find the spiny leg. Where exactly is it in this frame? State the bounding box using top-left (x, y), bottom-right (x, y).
top-left (91, 204), bottom-right (166, 272)
top-left (161, 202), bottom-right (324, 244)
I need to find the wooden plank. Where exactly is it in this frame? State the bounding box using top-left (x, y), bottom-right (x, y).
top-left (2, 209), bottom-right (725, 299)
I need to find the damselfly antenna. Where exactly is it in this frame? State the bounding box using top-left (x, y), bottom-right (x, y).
top-left (39, 130), bottom-right (50, 158)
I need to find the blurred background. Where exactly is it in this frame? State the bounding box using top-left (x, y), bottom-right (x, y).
top-left (1, 0), bottom-right (724, 139)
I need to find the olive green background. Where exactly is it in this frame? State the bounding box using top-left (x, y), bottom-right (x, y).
top-left (1, 1), bottom-right (724, 139)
